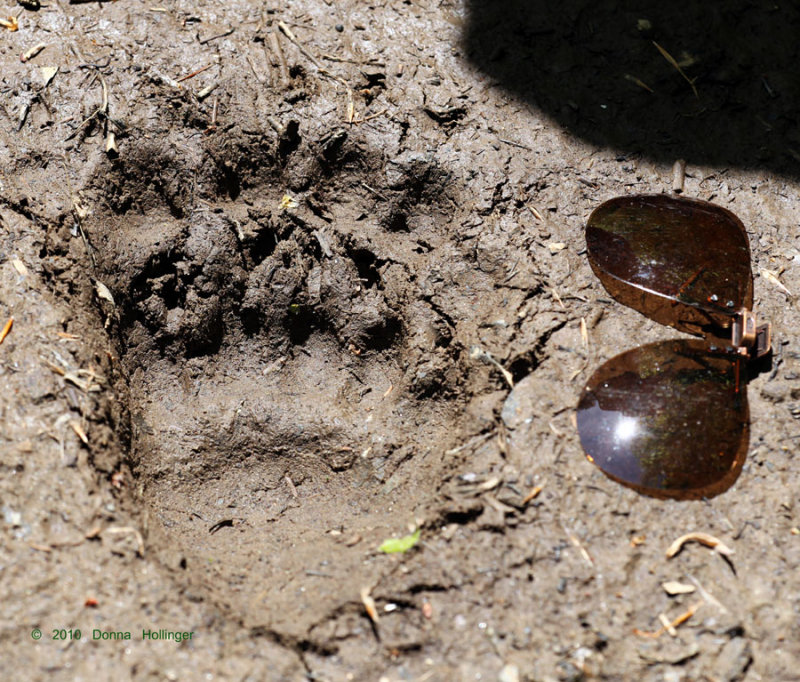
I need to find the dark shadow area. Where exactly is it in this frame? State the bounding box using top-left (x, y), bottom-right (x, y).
top-left (464, 1), bottom-right (800, 176)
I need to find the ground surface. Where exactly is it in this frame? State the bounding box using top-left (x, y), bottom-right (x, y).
top-left (2, 1), bottom-right (799, 680)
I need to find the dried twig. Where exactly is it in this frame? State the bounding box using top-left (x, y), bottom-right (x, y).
top-left (60, 157), bottom-right (97, 270)
top-left (469, 346), bottom-right (514, 388)
top-left (444, 430), bottom-right (495, 456)
top-left (277, 20), bottom-right (320, 68)
top-left (624, 73), bottom-right (653, 93)
top-left (276, 19), bottom-right (356, 123)
top-left (352, 108), bottom-right (389, 125)
top-left (0, 317), bottom-right (13, 345)
top-left (199, 27), bottom-right (234, 45)
top-left (267, 31), bottom-right (289, 86)
top-left (21, 43), bottom-right (46, 63)
top-left (634, 601), bottom-right (704, 638)
top-left (666, 532), bottom-right (734, 558)
top-left (686, 573), bottom-right (729, 613)
top-left (103, 526), bottom-right (145, 557)
top-left (563, 524), bottom-right (594, 567)
top-left (522, 482), bottom-right (545, 506)
top-left (176, 64), bottom-right (213, 82)
top-left (70, 420), bottom-right (89, 445)
top-left (44, 358), bottom-right (104, 393)
top-left (0, 16), bottom-right (18, 32)
top-left (65, 72), bottom-right (120, 155)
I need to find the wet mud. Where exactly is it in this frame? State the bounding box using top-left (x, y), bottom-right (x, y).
top-left (2, 0), bottom-right (799, 680)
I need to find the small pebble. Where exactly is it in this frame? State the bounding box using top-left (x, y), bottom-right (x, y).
top-left (335, 24), bottom-right (344, 32)
top-left (499, 663), bottom-right (520, 682)
top-left (3, 506), bottom-right (22, 526)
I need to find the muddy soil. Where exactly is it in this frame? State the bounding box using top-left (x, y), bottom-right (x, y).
top-left (2, 0), bottom-right (799, 680)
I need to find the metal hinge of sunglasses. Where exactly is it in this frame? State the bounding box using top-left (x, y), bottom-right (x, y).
top-left (731, 308), bottom-right (771, 358)
top-left (577, 193), bottom-right (772, 500)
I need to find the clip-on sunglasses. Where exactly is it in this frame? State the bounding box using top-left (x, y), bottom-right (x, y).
top-left (576, 194), bottom-right (772, 500)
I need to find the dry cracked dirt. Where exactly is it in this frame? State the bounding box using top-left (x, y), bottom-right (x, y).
top-left (1, 1), bottom-right (799, 680)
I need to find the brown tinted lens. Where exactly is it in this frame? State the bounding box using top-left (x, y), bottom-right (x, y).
top-left (586, 195), bottom-right (753, 336)
top-left (577, 339), bottom-right (748, 500)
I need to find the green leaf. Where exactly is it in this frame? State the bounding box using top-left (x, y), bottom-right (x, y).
top-left (378, 528), bottom-right (421, 554)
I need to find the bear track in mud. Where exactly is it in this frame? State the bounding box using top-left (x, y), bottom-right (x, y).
top-left (81, 121), bottom-right (504, 650)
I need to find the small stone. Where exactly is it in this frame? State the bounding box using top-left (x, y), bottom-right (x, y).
top-left (335, 24), bottom-right (344, 32)
top-left (3, 506), bottom-right (22, 527)
top-left (499, 663), bottom-right (520, 682)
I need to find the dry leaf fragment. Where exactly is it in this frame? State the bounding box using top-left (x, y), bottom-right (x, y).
top-left (105, 131), bottom-right (118, 155)
top-left (197, 83), bottom-right (217, 100)
top-left (378, 528), bottom-right (421, 554)
top-left (477, 476), bottom-right (501, 492)
top-left (71, 194), bottom-right (90, 219)
top-left (94, 280), bottom-right (116, 306)
top-left (70, 421), bottom-right (89, 445)
top-left (279, 194), bottom-right (299, 210)
top-left (11, 258), bottom-right (28, 277)
top-left (563, 524), bottom-right (594, 566)
top-left (421, 600), bottom-right (433, 619)
top-left (40, 66), bottom-right (58, 86)
top-left (153, 71), bottom-right (182, 89)
top-left (666, 532), bottom-right (734, 558)
top-left (760, 269), bottom-right (792, 296)
top-left (662, 581), bottom-right (696, 596)
top-left (103, 526), bottom-right (145, 557)
top-left (360, 586), bottom-right (379, 624)
top-left (0, 16), bottom-right (18, 32)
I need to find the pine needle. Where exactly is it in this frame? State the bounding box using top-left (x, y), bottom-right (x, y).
top-left (653, 41), bottom-right (698, 98)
